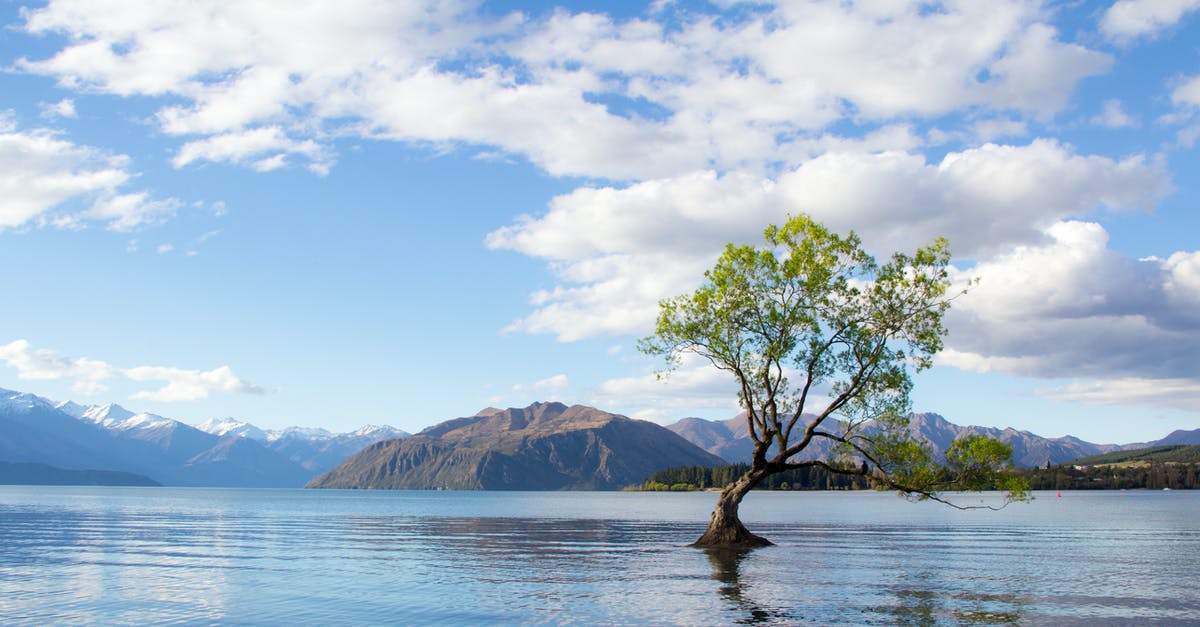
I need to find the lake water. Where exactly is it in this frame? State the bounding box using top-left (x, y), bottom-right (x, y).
top-left (0, 488), bottom-right (1197, 626)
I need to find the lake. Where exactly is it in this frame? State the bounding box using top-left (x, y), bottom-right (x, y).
top-left (0, 488), bottom-right (1197, 625)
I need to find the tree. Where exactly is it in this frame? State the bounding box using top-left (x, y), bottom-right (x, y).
top-left (639, 214), bottom-right (1029, 548)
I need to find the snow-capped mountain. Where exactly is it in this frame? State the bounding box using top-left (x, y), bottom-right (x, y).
top-left (0, 388), bottom-right (51, 414)
top-left (196, 417), bottom-right (270, 442)
top-left (194, 417), bottom-right (409, 474)
top-left (269, 426), bottom-right (334, 442)
top-left (77, 402), bottom-right (137, 426)
top-left (52, 399), bottom-right (88, 418)
top-left (1, 388), bottom-right (310, 487)
top-left (352, 424), bottom-right (408, 439)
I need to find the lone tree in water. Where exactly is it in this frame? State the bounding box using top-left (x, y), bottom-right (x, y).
top-left (639, 214), bottom-right (1029, 548)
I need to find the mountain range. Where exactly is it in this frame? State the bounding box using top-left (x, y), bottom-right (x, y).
top-left (309, 402), bottom-right (725, 490)
top-left (4, 384), bottom-right (1197, 488)
top-left (665, 412), bottom-right (1200, 467)
top-left (0, 387), bottom-right (407, 487)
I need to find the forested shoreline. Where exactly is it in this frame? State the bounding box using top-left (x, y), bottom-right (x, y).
top-left (636, 460), bottom-right (1200, 492)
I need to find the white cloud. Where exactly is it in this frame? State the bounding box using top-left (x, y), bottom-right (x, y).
top-left (1167, 75), bottom-right (1200, 146)
top-left (590, 353), bottom-right (740, 424)
top-left (512, 374), bottom-right (570, 394)
top-left (969, 118), bottom-right (1030, 143)
top-left (0, 339), bottom-right (264, 401)
top-left (124, 365), bottom-right (265, 402)
top-left (1175, 75), bottom-right (1200, 108)
top-left (156, 243), bottom-right (174, 254)
top-left (172, 126), bottom-right (330, 174)
top-left (1092, 99), bottom-right (1138, 128)
top-left (1038, 378), bottom-right (1200, 413)
top-left (940, 221), bottom-right (1200, 403)
top-left (85, 192), bottom-right (180, 232)
top-left (0, 120), bottom-right (179, 231)
top-left (0, 339), bottom-right (115, 395)
top-left (40, 98), bottom-right (77, 119)
top-left (590, 351), bottom-right (838, 424)
top-left (16, 1), bottom-right (1111, 179)
top-left (1164, 250), bottom-right (1200, 311)
top-left (1101, 0), bottom-right (1200, 42)
top-left (501, 373), bottom-right (571, 406)
top-left (488, 142), bottom-right (1171, 340)
top-left (0, 125), bottom-right (126, 228)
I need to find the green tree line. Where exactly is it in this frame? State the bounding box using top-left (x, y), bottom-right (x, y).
top-left (636, 461), bottom-right (1200, 491)
top-left (636, 462), bottom-right (873, 491)
top-left (1017, 462), bottom-right (1200, 490)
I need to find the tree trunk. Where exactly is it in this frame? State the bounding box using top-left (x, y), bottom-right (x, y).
top-left (691, 468), bottom-right (773, 548)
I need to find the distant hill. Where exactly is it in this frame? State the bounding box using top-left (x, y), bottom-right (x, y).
top-left (0, 461), bottom-right (160, 486)
top-left (308, 402), bottom-right (726, 490)
top-left (1071, 445), bottom-right (1200, 465)
top-left (1123, 429), bottom-right (1200, 449)
top-left (666, 412), bottom-right (1125, 468)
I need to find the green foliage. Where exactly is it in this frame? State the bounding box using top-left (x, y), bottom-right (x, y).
top-left (639, 213), bottom-right (1029, 508)
top-left (945, 436), bottom-right (1018, 490)
top-left (633, 481), bottom-right (701, 492)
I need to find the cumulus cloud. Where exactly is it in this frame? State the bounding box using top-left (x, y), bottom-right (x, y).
top-left (0, 339), bottom-right (115, 394)
top-left (590, 353), bottom-right (740, 423)
top-left (488, 142), bottom-right (1171, 340)
top-left (124, 365), bottom-right (265, 402)
top-left (940, 221), bottom-right (1200, 384)
top-left (593, 220), bottom-right (1200, 418)
top-left (17, 1), bottom-right (1111, 179)
top-left (14, 0), bottom-right (1191, 418)
top-left (0, 339), bottom-right (263, 401)
top-left (0, 119), bottom-right (179, 231)
top-left (1100, 0), bottom-right (1200, 42)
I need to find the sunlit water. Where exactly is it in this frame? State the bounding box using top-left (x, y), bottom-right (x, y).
top-left (1, 488), bottom-right (1197, 625)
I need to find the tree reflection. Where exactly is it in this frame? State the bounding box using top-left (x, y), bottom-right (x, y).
top-left (874, 572), bottom-right (1026, 625)
top-left (705, 548), bottom-right (790, 625)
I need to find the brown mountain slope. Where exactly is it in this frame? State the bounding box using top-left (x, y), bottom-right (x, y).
top-left (307, 402), bottom-right (727, 490)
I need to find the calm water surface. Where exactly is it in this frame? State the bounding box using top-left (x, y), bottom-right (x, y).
top-left (0, 488), bottom-right (1197, 625)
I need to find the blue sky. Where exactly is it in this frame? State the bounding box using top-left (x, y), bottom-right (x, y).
top-left (1, 0), bottom-right (1197, 443)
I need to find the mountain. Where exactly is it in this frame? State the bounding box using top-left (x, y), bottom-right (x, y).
top-left (194, 419), bottom-right (409, 476)
top-left (667, 416), bottom-right (756, 463)
top-left (1071, 445), bottom-right (1200, 465)
top-left (1, 389), bottom-right (139, 473)
top-left (666, 412), bottom-right (1125, 468)
top-left (0, 461), bottom-right (160, 486)
top-left (197, 417), bottom-right (270, 442)
top-left (308, 402), bottom-right (726, 490)
top-left (1146, 429), bottom-right (1200, 447)
top-left (0, 388), bottom-right (310, 487)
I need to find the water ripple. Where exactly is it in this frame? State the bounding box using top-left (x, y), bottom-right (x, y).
top-left (1, 488), bottom-right (1197, 625)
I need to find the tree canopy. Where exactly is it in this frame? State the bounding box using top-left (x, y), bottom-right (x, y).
top-left (639, 214), bottom-right (1029, 547)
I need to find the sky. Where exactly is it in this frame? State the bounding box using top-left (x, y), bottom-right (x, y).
top-left (0, 0), bottom-right (1197, 444)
